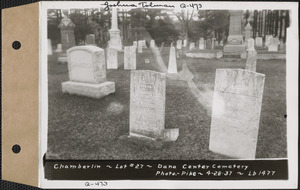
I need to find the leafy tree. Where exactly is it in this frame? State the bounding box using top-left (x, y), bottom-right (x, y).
top-left (198, 10), bottom-right (229, 41)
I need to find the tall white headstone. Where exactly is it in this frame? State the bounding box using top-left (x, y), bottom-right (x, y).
top-left (167, 46), bottom-right (177, 74)
top-left (199, 38), bottom-right (205, 50)
top-left (106, 48), bottom-right (118, 69)
top-left (129, 70), bottom-right (179, 141)
top-left (124, 46), bottom-right (137, 70)
top-left (138, 40), bottom-right (143, 53)
top-left (176, 40), bottom-right (182, 49)
top-left (183, 39), bottom-right (187, 47)
top-left (209, 69), bottom-right (265, 159)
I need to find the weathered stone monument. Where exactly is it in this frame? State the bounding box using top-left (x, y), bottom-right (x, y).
top-left (224, 10), bottom-right (246, 55)
top-left (189, 42), bottom-right (195, 50)
top-left (183, 39), bottom-right (187, 47)
top-left (265, 35), bottom-right (272, 47)
top-left (138, 40), bottom-right (143, 53)
top-left (268, 37), bottom-right (280, 52)
top-left (206, 39), bottom-right (212, 49)
top-left (48, 39), bottom-right (52, 55)
top-left (212, 38), bottom-right (216, 49)
top-left (62, 45), bottom-right (115, 98)
top-left (209, 69), bottom-right (265, 159)
top-left (219, 41), bottom-right (224, 47)
top-left (247, 38), bottom-right (255, 51)
top-left (176, 40), bottom-right (182, 49)
top-left (133, 41), bottom-right (137, 47)
top-left (129, 70), bottom-right (179, 141)
top-left (214, 40), bottom-right (219, 47)
top-left (108, 8), bottom-right (122, 51)
top-left (199, 38), bottom-right (205, 50)
top-left (58, 10), bottom-right (76, 63)
top-left (245, 23), bottom-right (252, 42)
top-left (255, 37), bottom-right (263, 47)
top-left (85, 34), bottom-right (96, 45)
top-left (124, 46), bottom-right (137, 70)
top-left (245, 50), bottom-right (257, 72)
top-left (106, 48), bottom-right (118, 69)
top-left (168, 46), bottom-right (177, 73)
top-left (150, 40), bottom-right (156, 48)
top-left (55, 44), bottom-right (62, 53)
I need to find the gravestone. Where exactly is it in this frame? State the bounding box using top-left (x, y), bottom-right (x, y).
top-left (189, 42), bottom-right (195, 50)
top-left (265, 35), bottom-right (272, 47)
top-left (159, 42), bottom-right (165, 53)
top-left (206, 39), bottom-right (212, 49)
top-left (62, 45), bottom-right (115, 98)
top-left (130, 70), bottom-right (178, 141)
top-left (199, 38), bottom-right (205, 50)
top-left (58, 10), bottom-right (76, 63)
top-left (245, 50), bottom-right (257, 72)
top-left (214, 41), bottom-right (219, 47)
top-left (138, 40), bottom-right (143, 53)
top-left (204, 40), bottom-right (207, 49)
top-left (150, 40), bottom-right (156, 48)
top-left (183, 39), bottom-right (187, 47)
top-left (268, 37), bottom-right (280, 52)
top-left (245, 23), bottom-right (252, 42)
top-left (247, 38), bottom-right (255, 51)
top-left (55, 44), bottom-right (62, 53)
top-left (168, 46), bottom-right (177, 73)
top-left (108, 8), bottom-right (122, 50)
top-left (106, 48), bottom-right (118, 69)
top-left (48, 39), bottom-right (52, 55)
top-left (85, 34), bottom-right (96, 45)
top-left (124, 46), bottom-right (137, 70)
top-left (219, 41), bottom-right (224, 46)
top-left (209, 69), bottom-right (265, 159)
top-left (133, 41), bottom-right (137, 47)
top-left (140, 40), bottom-right (147, 49)
top-left (255, 37), bottom-right (263, 47)
top-left (212, 38), bottom-right (216, 49)
top-left (224, 10), bottom-right (246, 55)
top-left (176, 40), bottom-right (182, 49)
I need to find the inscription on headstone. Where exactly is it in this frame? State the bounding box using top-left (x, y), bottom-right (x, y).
top-left (130, 70), bottom-right (166, 140)
top-left (209, 69), bottom-right (265, 159)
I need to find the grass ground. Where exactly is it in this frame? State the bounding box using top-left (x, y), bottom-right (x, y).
top-left (47, 47), bottom-right (286, 160)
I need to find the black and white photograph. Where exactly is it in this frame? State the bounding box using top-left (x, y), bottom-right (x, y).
top-left (39, 1), bottom-right (298, 188)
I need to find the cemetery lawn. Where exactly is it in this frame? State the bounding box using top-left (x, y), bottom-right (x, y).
top-left (47, 48), bottom-right (286, 160)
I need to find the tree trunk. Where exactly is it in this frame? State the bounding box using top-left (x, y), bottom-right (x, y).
top-left (253, 10), bottom-right (258, 38)
top-left (279, 10), bottom-right (283, 40)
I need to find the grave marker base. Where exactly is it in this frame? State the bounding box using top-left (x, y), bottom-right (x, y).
top-left (62, 81), bottom-right (115, 98)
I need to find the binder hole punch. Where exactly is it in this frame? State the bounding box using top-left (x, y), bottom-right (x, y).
top-left (12, 144), bottom-right (21, 154)
top-left (12, 41), bottom-right (21, 50)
